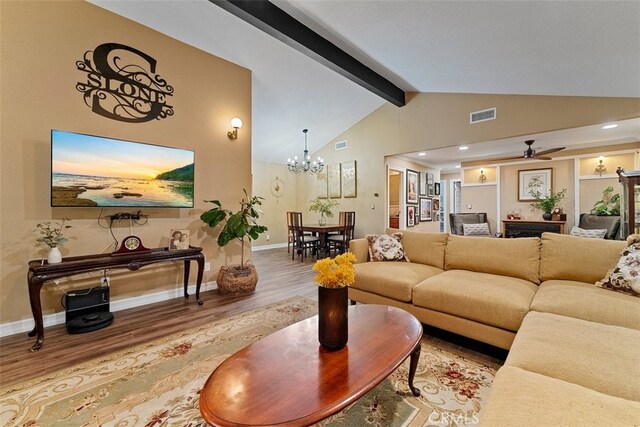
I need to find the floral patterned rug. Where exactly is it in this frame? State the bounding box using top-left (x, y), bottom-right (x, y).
top-left (1, 297), bottom-right (501, 427)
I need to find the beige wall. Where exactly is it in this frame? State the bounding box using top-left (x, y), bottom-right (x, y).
top-left (461, 185), bottom-right (498, 234)
top-left (251, 161), bottom-right (298, 246)
top-left (580, 178), bottom-right (622, 214)
top-left (1, 2), bottom-right (252, 323)
top-left (294, 93), bottom-right (639, 236)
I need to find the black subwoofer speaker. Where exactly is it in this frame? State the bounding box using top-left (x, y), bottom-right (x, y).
top-left (64, 287), bottom-right (113, 334)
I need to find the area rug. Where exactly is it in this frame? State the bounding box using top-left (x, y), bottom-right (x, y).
top-left (0, 297), bottom-right (501, 427)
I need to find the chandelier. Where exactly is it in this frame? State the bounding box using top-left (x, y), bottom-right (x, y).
top-left (287, 129), bottom-right (324, 174)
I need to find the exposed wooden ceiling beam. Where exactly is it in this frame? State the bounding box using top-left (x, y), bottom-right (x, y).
top-left (210, 0), bottom-right (406, 107)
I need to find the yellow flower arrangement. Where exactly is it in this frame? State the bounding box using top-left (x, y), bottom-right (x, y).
top-left (312, 252), bottom-right (356, 288)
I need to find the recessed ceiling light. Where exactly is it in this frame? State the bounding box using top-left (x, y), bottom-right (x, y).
top-left (602, 124), bottom-right (618, 129)
top-left (455, 165), bottom-right (461, 168)
top-left (459, 146), bottom-right (469, 150)
top-left (418, 152), bottom-right (426, 156)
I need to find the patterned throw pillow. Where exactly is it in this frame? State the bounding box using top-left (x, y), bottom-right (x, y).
top-left (595, 242), bottom-right (640, 297)
top-left (570, 226), bottom-right (607, 239)
top-left (365, 233), bottom-right (409, 262)
top-left (462, 222), bottom-right (491, 236)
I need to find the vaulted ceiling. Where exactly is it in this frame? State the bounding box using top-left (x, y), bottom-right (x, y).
top-left (91, 0), bottom-right (640, 164)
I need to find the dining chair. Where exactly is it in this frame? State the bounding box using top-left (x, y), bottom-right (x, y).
top-left (327, 211), bottom-right (355, 256)
top-left (290, 212), bottom-right (319, 262)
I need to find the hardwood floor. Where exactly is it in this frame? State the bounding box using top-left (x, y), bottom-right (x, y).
top-left (0, 248), bottom-right (318, 387)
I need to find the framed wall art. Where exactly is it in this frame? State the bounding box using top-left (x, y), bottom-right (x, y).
top-left (406, 169), bottom-right (419, 204)
top-left (427, 184), bottom-right (435, 197)
top-left (419, 172), bottom-right (427, 196)
top-left (341, 160), bottom-right (357, 198)
top-left (407, 205), bottom-right (415, 227)
top-left (433, 198), bottom-right (440, 213)
top-left (328, 163), bottom-right (342, 198)
top-left (434, 182), bottom-right (440, 196)
top-left (518, 168), bottom-right (552, 201)
top-left (413, 206), bottom-right (420, 224)
top-left (427, 172), bottom-right (434, 185)
top-left (316, 170), bottom-right (328, 199)
top-left (419, 198), bottom-right (432, 221)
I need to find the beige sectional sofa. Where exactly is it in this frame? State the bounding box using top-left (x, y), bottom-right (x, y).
top-left (349, 230), bottom-right (640, 426)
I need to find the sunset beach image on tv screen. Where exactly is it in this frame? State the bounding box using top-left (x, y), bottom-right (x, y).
top-left (51, 130), bottom-right (194, 208)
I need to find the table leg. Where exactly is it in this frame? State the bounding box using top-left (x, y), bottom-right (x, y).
top-left (27, 273), bottom-right (45, 352)
top-left (408, 340), bottom-right (421, 396)
top-left (183, 260), bottom-right (191, 298)
top-left (195, 254), bottom-right (204, 305)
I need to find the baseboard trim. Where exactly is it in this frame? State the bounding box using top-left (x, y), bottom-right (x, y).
top-left (0, 281), bottom-right (217, 338)
top-left (252, 242), bottom-right (287, 251)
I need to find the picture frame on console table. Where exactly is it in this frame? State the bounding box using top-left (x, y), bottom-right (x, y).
top-left (169, 229), bottom-right (190, 250)
top-left (518, 168), bottom-right (552, 201)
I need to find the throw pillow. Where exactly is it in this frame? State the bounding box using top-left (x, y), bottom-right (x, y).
top-left (570, 226), bottom-right (607, 239)
top-left (462, 222), bottom-right (491, 236)
top-left (595, 242), bottom-right (640, 297)
top-left (365, 233), bottom-right (410, 262)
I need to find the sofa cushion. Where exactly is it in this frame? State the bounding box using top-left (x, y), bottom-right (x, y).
top-left (531, 280), bottom-right (640, 330)
top-left (479, 366), bottom-right (640, 427)
top-left (395, 230), bottom-right (448, 269)
top-left (596, 242), bottom-right (640, 297)
top-left (540, 232), bottom-right (626, 283)
top-left (412, 270), bottom-right (538, 332)
top-left (505, 311), bottom-right (640, 401)
top-left (352, 262), bottom-right (443, 302)
top-left (445, 234), bottom-right (540, 283)
top-left (365, 232), bottom-right (409, 262)
top-left (569, 226), bottom-right (607, 239)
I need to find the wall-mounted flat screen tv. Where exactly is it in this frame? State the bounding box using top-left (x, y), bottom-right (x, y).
top-left (51, 130), bottom-right (194, 208)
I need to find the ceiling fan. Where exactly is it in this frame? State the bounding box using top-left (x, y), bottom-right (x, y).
top-left (489, 139), bottom-right (565, 162)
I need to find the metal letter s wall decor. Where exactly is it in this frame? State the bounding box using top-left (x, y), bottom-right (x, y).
top-left (76, 43), bottom-right (174, 123)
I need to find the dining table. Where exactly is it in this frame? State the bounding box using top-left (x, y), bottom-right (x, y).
top-left (302, 223), bottom-right (343, 258)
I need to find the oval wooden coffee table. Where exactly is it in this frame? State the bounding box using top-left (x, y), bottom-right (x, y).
top-left (199, 304), bottom-right (423, 426)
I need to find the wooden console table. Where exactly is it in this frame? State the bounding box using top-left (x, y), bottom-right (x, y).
top-left (502, 219), bottom-right (566, 238)
top-left (27, 246), bottom-right (204, 352)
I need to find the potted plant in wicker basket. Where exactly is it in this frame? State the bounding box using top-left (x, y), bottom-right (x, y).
top-left (200, 189), bottom-right (268, 294)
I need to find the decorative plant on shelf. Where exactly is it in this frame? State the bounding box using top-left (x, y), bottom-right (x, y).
top-left (35, 218), bottom-right (71, 264)
top-left (35, 218), bottom-right (71, 248)
top-left (309, 198), bottom-right (339, 225)
top-left (591, 186), bottom-right (620, 216)
top-left (530, 188), bottom-right (567, 220)
top-left (200, 189), bottom-right (268, 294)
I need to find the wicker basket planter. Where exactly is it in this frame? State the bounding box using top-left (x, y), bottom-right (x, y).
top-left (216, 261), bottom-right (258, 295)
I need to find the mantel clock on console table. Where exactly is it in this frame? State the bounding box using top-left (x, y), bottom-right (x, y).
top-left (501, 219), bottom-right (566, 238)
top-left (27, 246), bottom-right (205, 352)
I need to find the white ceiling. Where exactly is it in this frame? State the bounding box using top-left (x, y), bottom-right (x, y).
top-left (91, 0), bottom-right (640, 164)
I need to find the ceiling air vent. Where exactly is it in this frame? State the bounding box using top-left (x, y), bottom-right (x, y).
top-left (470, 108), bottom-right (496, 124)
top-left (335, 140), bottom-right (347, 150)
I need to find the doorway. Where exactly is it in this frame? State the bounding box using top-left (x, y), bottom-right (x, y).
top-left (388, 168), bottom-right (402, 229)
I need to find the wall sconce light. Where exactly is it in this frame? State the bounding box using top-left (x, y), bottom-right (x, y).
top-left (595, 156), bottom-right (606, 176)
top-left (228, 117), bottom-right (243, 139)
top-left (479, 168), bottom-right (487, 183)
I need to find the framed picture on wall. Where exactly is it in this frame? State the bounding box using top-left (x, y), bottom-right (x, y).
top-left (413, 206), bottom-right (420, 224)
top-left (419, 172), bottom-right (427, 196)
top-left (316, 170), bottom-right (328, 199)
top-left (427, 172), bottom-right (434, 185)
top-left (419, 198), bottom-right (432, 221)
top-left (329, 163), bottom-right (342, 198)
top-left (518, 168), bottom-right (552, 201)
top-left (407, 205), bottom-right (415, 227)
top-left (406, 169), bottom-right (419, 204)
top-left (433, 198), bottom-right (440, 212)
top-left (434, 182), bottom-right (440, 196)
top-left (341, 160), bottom-right (357, 198)
top-left (427, 184), bottom-right (435, 197)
